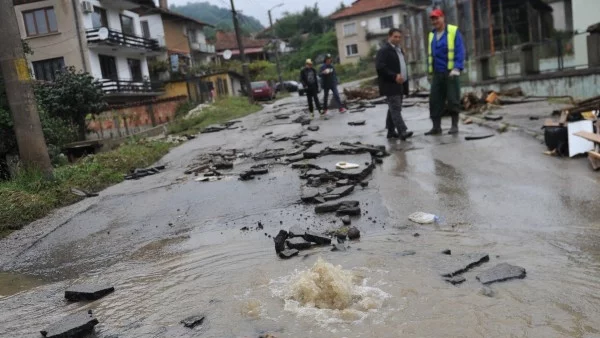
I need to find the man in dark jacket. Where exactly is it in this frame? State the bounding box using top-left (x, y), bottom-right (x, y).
top-left (320, 54), bottom-right (346, 115)
top-left (376, 28), bottom-right (413, 140)
top-left (300, 59), bottom-right (322, 118)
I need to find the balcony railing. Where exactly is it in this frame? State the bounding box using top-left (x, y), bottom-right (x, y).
top-left (190, 42), bottom-right (216, 53)
top-left (100, 79), bottom-right (164, 95)
top-left (86, 28), bottom-right (161, 51)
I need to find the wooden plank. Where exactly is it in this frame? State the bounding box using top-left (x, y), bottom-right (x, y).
top-left (559, 110), bottom-right (569, 124)
top-left (588, 151), bottom-right (600, 171)
top-left (574, 131), bottom-right (600, 144)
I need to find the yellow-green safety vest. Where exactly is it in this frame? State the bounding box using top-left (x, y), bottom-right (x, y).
top-left (428, 24), bottom-right (458, 74)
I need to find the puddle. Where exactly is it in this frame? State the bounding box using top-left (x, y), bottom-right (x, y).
top-left (0, 272), bottom-right (46, 298)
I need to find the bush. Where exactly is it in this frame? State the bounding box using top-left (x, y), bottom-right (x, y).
top-left (174, 100), bottom-right (198, 119)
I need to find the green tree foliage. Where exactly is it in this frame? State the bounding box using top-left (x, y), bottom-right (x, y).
top-left (274, 4), bottom-right (333, 40)
top-left (35, 67), bottom-right (106, 140)
top-left (170, 2), bottom-right (264, 40)
top-left (282, 31), bottom-right (339, 71)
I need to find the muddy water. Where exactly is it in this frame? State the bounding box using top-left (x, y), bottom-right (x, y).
top-left (1, 101), bottom-right (600, 337)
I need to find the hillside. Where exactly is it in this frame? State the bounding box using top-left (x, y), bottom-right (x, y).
top-left (170, 1), bottom-right (264, 39)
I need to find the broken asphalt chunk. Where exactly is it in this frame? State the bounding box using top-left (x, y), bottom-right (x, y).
top-left (65, 284), bottom-right (115, 301)
top-left (398, 250), bottom-right (416, 256)
top-left (251, 168), bottom-right (269, 175)
top-left (202, 125), bottom-right (226, 133)
top-left (484, 114), bottom-right (503, 121)
top-left (278, 249), bottom-right (299, 259)
top-left (274, 230), bottom-right (288, 253)
top-left (40, 312), bottom-right (99, 338)
top-left (336, 206), bottom-right (361, 216)
top-left (288, 225), bottom-right (306, 238)
top-left (325, 185), bottom-right (354, 198)
top-left (315, 200), bottom-right (359, 214)
top-left (341, 215), bottom-right (351, 225)
top-left (301, 189), bottom-right (322, 203)
top-left (181, 315), bottom-right (205, 329)
top-left (303, 231), bottom-right (332, 245)
top-left (348, 120), bottom-right (366, 126)
top-left (331, 243), bottom-right (347, 252)
top-left (476, 263), bottom-right (526, 285)
top-left (286, 237), bottom-right (312, 250)
top-left (307, 126), bottom-right (319, 132)
top-left (441, 249), bottom-right (452, 255)
top-left (275, 114), bottom-right (290, 120)
top-left (438, 253), bottom-right (490, 278)
top-left (445, 275), bottom-right (466, 285)
top-left (465, 134), bottom-right (494, 141)
top-left (347, 227), bottom-right (361, 240)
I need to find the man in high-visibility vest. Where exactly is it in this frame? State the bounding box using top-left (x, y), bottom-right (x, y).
top-left (425, 9), bottom-right (466, 135)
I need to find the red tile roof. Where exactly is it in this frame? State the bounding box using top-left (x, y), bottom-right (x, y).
top-left (215, 31), bottom-right (269, 51)
top-left (330, 0), bottom-right (419, 20)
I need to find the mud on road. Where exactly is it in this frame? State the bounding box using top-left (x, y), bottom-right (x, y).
top-left (1, 92), bottom-right (600, 338)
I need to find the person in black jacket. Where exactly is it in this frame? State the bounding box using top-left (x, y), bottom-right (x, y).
top-left (300, 59), bottom-right (322, 118)
top-left (319, 54), bottom-right (346, 115)
top-left (376, 28), bottom-right (413, 140)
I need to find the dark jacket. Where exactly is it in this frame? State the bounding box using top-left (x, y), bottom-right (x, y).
top-left (319, 63), bottom-right (338, 89)
top-left (300, 67), bottom-right (319, 90)
top-left (376, 43), bottom-right (409, 97)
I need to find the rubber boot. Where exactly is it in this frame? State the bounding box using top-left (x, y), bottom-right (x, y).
top-left (425, 117), bottom-right (442, 136)
top-left (448, 114), bottom-right (459, 134)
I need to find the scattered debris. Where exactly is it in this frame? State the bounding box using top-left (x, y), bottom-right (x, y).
top-left (286, 237), bottom-right (313, 250)
top-left (278, 249), bottom-right (299, 259)
top-left (476, 263), bottom-right (526, 284)
top-left (181, 315), bottom-right (205, 329)
top-left (408, 212), bottom-right (438, 224)
top-left (65, 284), bottom-right (115, 301)
top-left (304, 231), bottom-right (332, 245)
top-left (124, 165), bottom-right (165, 180)
top-left (484, 114), bottom-right (503, 121)
top-left (348, 120), bottom-right (366, 126)
top-left (438, 253), bottom-right (490, 278)
top-left (307, 126), bottom-right (320, 132)
top-left (344, 87), bottom-right (379, 100)
top-left (347, 227), bottom-right (360, 240)
top-left (445, 275), bottom-right (466, 285)
top-left (274, 230), bottom-right (288, 253)
top-left (465, 134), bottom-right (495, 141)
top-left (70, 188), bottom-right (99, 198)
top-left (40, 312), bottom-right (99, 338)
top-left (441, 249), bottom-right (451, 255)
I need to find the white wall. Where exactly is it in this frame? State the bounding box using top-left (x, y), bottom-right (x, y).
top-left (88, 50), bottom-right (149, 81)
top-left (572, 0), bottom-right (600, 67)
top-left (195, 29), bottom-right (207, 44)
top-left (550, 1), bottom-right (567, 31)
top-left (366, 12), bottom-right (401, 34)
top-left (81, 0), bottom-right (142, 35)
top-left (141, 14), bottom-right (164, 39)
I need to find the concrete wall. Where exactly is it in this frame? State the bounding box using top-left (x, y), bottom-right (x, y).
top-left (334, 7), bottom-right (412, 64)
top-left (14, 0), bottom-right (86, 73)
top-left (159, 81), bottom-right (189, 99)
top-left (550, 1), bottom-right (568, 31)
top-left (572, 0), bottom-right (600, 67)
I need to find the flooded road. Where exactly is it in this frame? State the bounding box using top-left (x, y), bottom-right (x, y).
top-left (1, 93), bottom-right (600, 337)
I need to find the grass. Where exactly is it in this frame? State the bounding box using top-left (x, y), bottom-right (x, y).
top-left (0, 139), bottom-right (171, 238)
top-left (168, 96), bottom-right (262, 135)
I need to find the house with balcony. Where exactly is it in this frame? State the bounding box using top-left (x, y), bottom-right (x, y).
top-left (330, 0), bottom-right (424, 65)
top-left (215, 31), bottom-right (269, 62)
top-left (135, 0), bottom-right (215, 80)
top-left (13, 0), bottom-right (164, 104)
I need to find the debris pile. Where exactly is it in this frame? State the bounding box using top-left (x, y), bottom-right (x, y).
top-left (201, 120), bottom-right (242, 133)
top-left (343, 87), bottom-right (379, 100)
top-left (272, 224), bottom-right (360, 259)
top-left (184, 150), bottom-right (245, 181)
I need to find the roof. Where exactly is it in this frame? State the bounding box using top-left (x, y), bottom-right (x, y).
top-left (215, 31), bottom-right (269, 51)
top-left (201, 71), bottom-right (244, 79)
top-left (330, 0), bottom-right (422, 20)
top-left (218, 47), bottom-right (265, 56)
top-left (136, 7), bottom-right (214, 27)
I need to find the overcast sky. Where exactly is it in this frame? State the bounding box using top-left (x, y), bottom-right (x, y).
top-left (166, 0), bottom-right (354, 26)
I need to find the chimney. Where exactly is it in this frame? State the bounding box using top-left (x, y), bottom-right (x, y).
top-left (159, 0), bottom-right (168, 9)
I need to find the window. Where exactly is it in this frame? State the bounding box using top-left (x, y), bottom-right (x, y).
top-left (343, 23), bottom-right (356, 36)
top-left (141, 21), bottom-right (151, 38)
top-left (32, 57), bottom-right (64, 81)
top-left (92, 7), bottom-right (108, 29)
top-left (188, 29), bottom-right (197, 43)
top-left (23, 7), bottom-right (57, 36)
top-left (380, 16), bottom-right (393, 30)
top-left (120, 15), bottom-right (135, 35)
top-left (99, 54), bottom-right (117, 80)
top-left (346, 44), bottom-right (358, 56)
top-left (128, 59), bottom-right (142, 81)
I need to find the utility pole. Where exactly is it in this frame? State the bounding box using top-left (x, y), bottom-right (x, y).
top-left (229, 0), bottom-right (254, 103)
top-left (268, 4), bottom-right (284, 91)
top-left (0, 1), bottom-right (52, 176)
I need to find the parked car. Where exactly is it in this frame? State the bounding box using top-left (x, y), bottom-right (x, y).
top-left (250, 81), bottom-right (276, 101)
top-left (275, 81), bottom-right (301, 92)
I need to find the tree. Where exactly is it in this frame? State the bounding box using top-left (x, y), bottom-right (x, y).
top-left (35, 67), bottom-right (106, 140)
